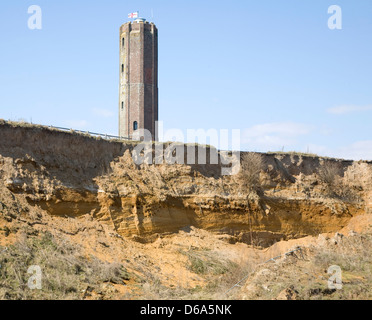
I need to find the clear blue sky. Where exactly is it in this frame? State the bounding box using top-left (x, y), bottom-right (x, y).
top-left (0, 0), bottom-right (371, 160)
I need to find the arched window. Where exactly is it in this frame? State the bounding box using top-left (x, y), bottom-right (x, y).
top-left (121, 102), bottom-right (124, 110)
top-left (122, 38), bottom-right (125, 47)
top-left (121, 64), bottom-right (124, 73)
top-left (133, 121), bottom-right (138, 131)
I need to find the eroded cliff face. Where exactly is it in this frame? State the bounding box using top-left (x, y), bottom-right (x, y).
top-left (1, 121), bottom-right (371, 246)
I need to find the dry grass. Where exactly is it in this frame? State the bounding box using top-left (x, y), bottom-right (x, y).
top-left (268, 151), bottom-right (320, 158)
top-left (310, 234), bottom-right (372, 299)
top-left (180, 248), bottom-right (236, 276)
top-left (0, 231), bottom-right (130, 300)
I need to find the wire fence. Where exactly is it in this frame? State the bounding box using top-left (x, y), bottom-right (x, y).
top-left (54, 126), bottom-right (132, 141)
top-left (224, 246), bottom-right (305, 296)
top-left (17, 122), bottom-right (132, 142)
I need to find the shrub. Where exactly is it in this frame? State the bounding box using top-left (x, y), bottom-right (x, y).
top-left (318, 162), bottom-right (342, 187)
top-left (237, 153), bottom-right (264, 192)
top-left (181, 249), bottom-right (235, 276)
top-left (0, 232), bottom-right (130, 300)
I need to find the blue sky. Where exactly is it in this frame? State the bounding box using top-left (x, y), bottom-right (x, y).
top-left (0, 0), bottom-right (371, 160)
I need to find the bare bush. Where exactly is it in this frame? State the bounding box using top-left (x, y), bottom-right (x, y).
top-left (318, 161), bottom-right (342, 187)
top-left (237, 153), bottom-right (264, 192)
top-left (317, 162), bottom-right (359, 201)
top-left (181, 248), bottom-right (235, 276)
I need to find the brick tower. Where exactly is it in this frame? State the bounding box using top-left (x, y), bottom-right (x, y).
top-left (119, 18), bottom-right (158, 140)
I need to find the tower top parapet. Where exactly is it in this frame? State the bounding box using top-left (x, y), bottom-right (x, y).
top-left (120, 20), bottom-right (157, 34)
top-left (134, 17), bottom-right (146, 23)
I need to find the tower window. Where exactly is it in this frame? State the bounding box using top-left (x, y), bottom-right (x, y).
top-left (122, 38), bottom-right (125, 47)
top-left (133, 121), bottom-right (138, 131)
top-left (121, 64), bottom-right (124, 73)
top-left (121, 102), bottom-right (124, 110)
